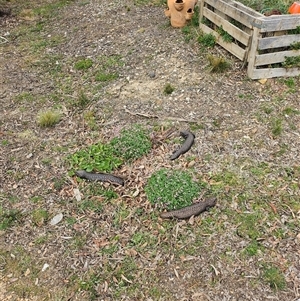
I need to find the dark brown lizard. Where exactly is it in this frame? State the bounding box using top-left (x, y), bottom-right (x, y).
top-left (170, 130), bottom-right (195, 160)
top-left (160, 197), bottom-right (217, 219)
top-left (75, 170), bottom-right (124, 186)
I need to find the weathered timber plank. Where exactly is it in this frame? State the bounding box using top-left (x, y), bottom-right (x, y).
top-left (203, 7), bottom-right (250, 46)
top-left (255, 49), bottom-right (300, 66)
top-left (251, 67), bottom-right (300, 79)
top-left (247, 26), bottom-right (261, 78)
top-left (204, 0), bottom-right (261, 27)
top-left (259, 15), bottom-right (300, 32)
top-left (258, 34), bottom-right (300, 50)
top-left (200, 24), bottom-right (246, 60)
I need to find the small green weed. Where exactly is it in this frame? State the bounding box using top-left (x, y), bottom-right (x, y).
top-left (236, 212), bottom-right (264, 240)
top-left (182, 25), bottom-right (193, 42)
top-left (261, 105), bottom-right (273, 114)
top-left (76, 91), bottom-right (91, 107)
top-left (34, 0), bottom-right (74, 18)
top-left (34, 235), bottom-right (49, 245)
top-left (217, 25), bottom-right (233, 43)
top-left (0, 208), bottom-right (22, 230)
top-left (290, 41), bottom-right (300, 50)
top-left (163, 83), bottom-right (175, 95)
top-left (83, 111), bottom-right (97, 129)
top-left (207, 55), bottom-right (230, 73)
top-left (95, 72), bottom-right (118, 82)
top-left (282, 55), bottom-right (300, 68)
top-left (30, 195), bottom-right (43, 204)
top-left (198, 33), bottom-right (216, 48)
top-left (282, 107), bottom-right (300, 115)
top-left (78, 199), bottom-right (102, 213)
top-left (37, 110), bottom-right (61, 127)
top-left (271, 118), bottom-right (283, 136)
top-left (109, 125), bottom-right (152, 161)
top-left (1, 139), bottom-right (9, 146)
top-left (262, 265), bottom-right (286, 290)
top-left (243, 240), bottom-right (265, 256)
top-left (145, 169), bottom-right (204, 210)
top-left (32, 209), bottom-right (49, 226)
top-left (289, 25), bottom-right (300, 34)
top-left (283, 77), bottom-right (295, 89)
top-left (74, 58), bottom-right (93, 70)
top-left (15, 92), bottom-right (35, 103)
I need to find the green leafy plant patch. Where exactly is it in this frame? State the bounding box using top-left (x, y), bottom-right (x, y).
top-left (145, 169), bottom-right (204, 210)
top-left (109, 125), bottom-right (152, 161)
top-left (68, 143), bottom-right (122, 174)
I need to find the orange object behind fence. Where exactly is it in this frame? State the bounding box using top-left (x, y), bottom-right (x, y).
top-left (288, 2), bottom-right (300, 14)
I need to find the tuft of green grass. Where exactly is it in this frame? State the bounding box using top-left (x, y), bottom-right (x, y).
top-left (236, 212), bottom-right (264, 240)
top-left (0, 208), bottom-right (22, 230)
top-left (282, 107), bottom-right (300, 115)
top-left (1, 139), bottom-right (9, 146)
top-left (207, 55), bottom-right (230, 73)
top-left (271, 118), bottom-right (283, 136)
top-left (145, 169), bottom-right (204, 210)
top-left (282, 55), bottom-right (300, 68)
top-left (95, 72), bottom-right (118, 82)
top-left (198, 32), bottom-right (216, 48)
top-left (243, 240), bottom-right (265, 256)
top-left (217, 25), bottom-right (233, 43)
top-left (261, 105), bottom-right (273, 114)
top-left (163, 83), bottom-right (175, 95)
top-left (37, 110), bottom-right (61, 127)
top-left (109, 124), bottom-right (152, 161)
top-left (78, 199), bottom-right (102, 213)
top-left (75, 91), bottom-right (91, 108)
top-left (283, 78), bottom-right (295, 89)
top-left (83, 111), bottom-right (97, 129)
top-left (32, 209), bottom-right (49, 226)
top-left (74, 58), bottom-right (93, 70)
top-left (262, 265), bottom-right (286, 290)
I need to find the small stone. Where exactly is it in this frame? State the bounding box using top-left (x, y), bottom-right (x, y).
top-left (148, 71), bottom-right (156, 78)
top-left (49, 213), bottom-right (63, 226)
top-left (41, 263), bottom-right (49, 272)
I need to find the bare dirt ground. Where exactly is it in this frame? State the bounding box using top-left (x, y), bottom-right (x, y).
top-left (0, 0), bottom-right (300, 300)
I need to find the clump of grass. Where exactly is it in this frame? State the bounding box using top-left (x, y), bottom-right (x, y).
top-left (207, 55), bottom-right (230, 73)
top-left (74, 58), bottom-right (93, 70)
top-left (145, 169), bottom-right (204, 210)
top-left (37, 110), bottom-right (61, 127)
top-left (236, 212), bottom-right (264, 239)
top-left (290, 41), bottom-right (300, 50)
top-left (181, 25), bottom-right (193, 42)
top-left (83, 111), bottom-right (97, 129)
top-left (32, 209), bottom-right (49, 226)
top-left (271, 118), bottom-right (283, 136)
top-left (163, 83), bottom-right (175, 95)
top-left (242, 240), bottom-right (265, 256)
top-left (95, 72), bottom-right (118, 82)
top-left (282, 107), bottom-right (300, 115)
top-left (76, 91), bottom-right (91, 108)
top-left (217, 25), bottom-right (233, 43)
top-left (0, 208), bottom-right (22, 230)
top-left (109, 124), bottom-right (152, 161)
top-left (282, 55), bottom-right (300, 68)
top-left (262, 265), bottom-right (286, 290)
top-left (198, 32), bottom-right (216, 48)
